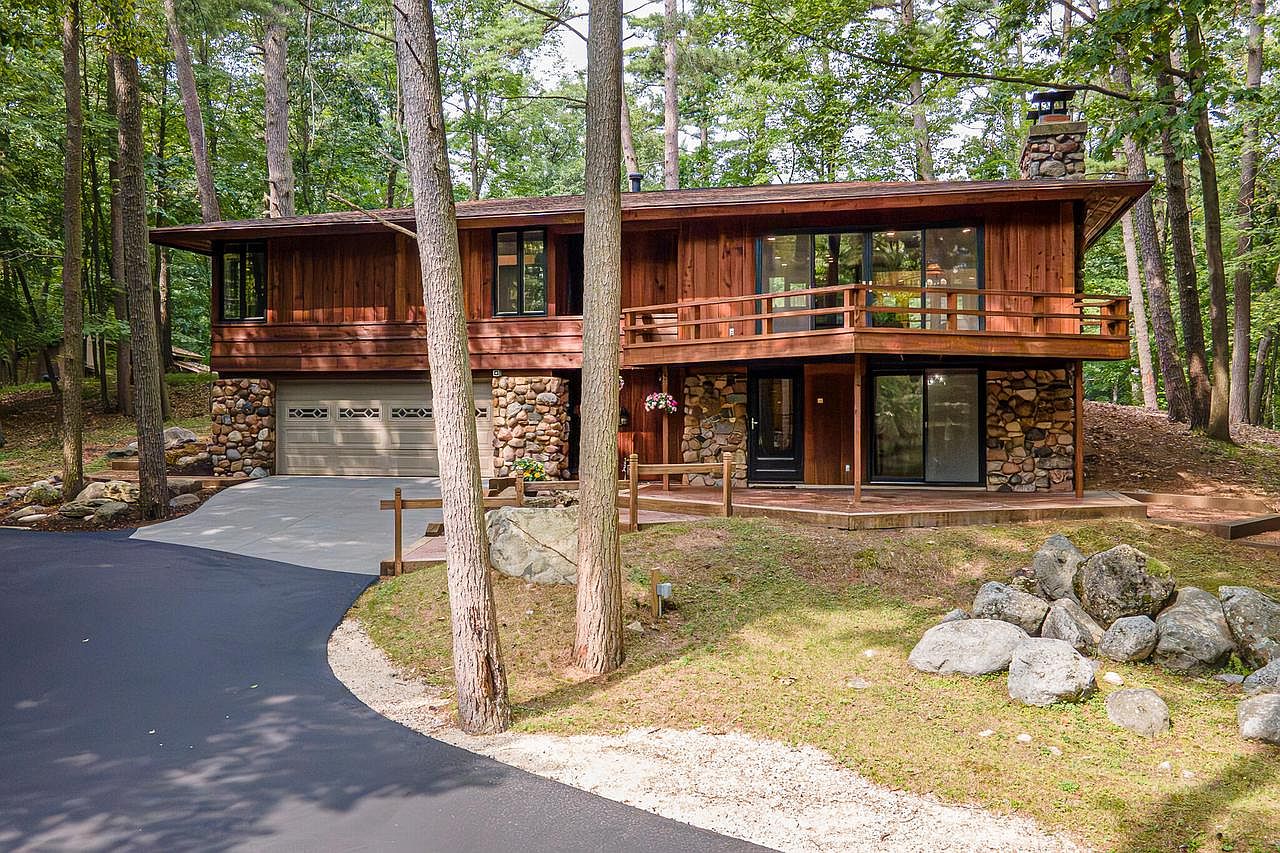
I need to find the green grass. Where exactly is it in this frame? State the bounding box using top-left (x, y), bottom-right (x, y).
top-left (355, 518), bottom-right (1280, 852)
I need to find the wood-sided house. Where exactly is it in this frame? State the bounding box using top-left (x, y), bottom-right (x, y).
top-left (151, 106), bottom-right (1148, 498)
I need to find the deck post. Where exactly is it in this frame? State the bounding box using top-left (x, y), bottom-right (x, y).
top-left (852, 354), bottom-right (864, 502)
top-left (1074, 360), bottom-right (1085, 499)
top-left (628, 452), bottom-right (640, 532)
top-left (721, 452), bottom-right (733, 517)
top-left (515, 471), bottom-right (526, 506)
top-left (393, 487), bottom-right (403, 576)
top-left (661, 367), bottom-right (671, 491)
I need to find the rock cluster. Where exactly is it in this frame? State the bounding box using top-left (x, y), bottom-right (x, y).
top-left (491, 375), bottom-right (570, 480)
top-left (1019, 121), bottom-right (1087, 180)
top-left (908, 534), bottom-right (1280, 744)
top-left (211, 379), bottom-right (274, 479)
top-left (985, 369), bottom-right (1075, 492)
top-left (681, 374), bottom-right (747, 486)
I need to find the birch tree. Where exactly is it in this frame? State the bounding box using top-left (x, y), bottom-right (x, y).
top-left (394, 0), bottom-right (510, 733)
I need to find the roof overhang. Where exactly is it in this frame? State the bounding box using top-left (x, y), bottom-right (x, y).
top-left (151, 178), bottom-right (1152, 254)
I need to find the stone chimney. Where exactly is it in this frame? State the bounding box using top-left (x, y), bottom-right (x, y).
top-left (1019, 90), bottom-right (1086, 180)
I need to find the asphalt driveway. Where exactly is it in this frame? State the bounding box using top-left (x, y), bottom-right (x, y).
top-left (0, 529), bottom-right (759, 852)
top-left (130, 475), bottom-right (444, 574)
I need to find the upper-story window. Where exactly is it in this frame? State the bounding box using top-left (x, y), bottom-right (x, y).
top-left (494, 229), bottom-right (546, 316)
top-left (757, 226), bottom-right (980, 331)
top-left (219, 241), bottom-right (267, 321)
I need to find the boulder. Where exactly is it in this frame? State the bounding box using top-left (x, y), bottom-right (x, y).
top-left (908, 619), bottom-right (1029, 676)
top-left (1218, 586), bottom-right (1280, 669)
top-left (971, 581), bottom-right (1050, 635)
top-left (58, 502), bottom-right (98, 519)
top-left (169, 493), bottom-right (201, 509)
top-left (24, 483), bottom-right (61, 505)
top-left (1099, 615), bottom-right (1159, 662)
top-left (1238, 694), bottom-right (1280, 745)
top-left (1243, 660), bottom-right (1280, 696)
top-left (1074, 545), bottom-right (1176, 626)
top-left (1007, 638), bottom-right (1097, 706)
top-left (486, 506), bottom-right (578, 585)
top-left (75, 480), bottom-right (139, 504)
top-left (939, 608), bottom-right (969, 624)
top-left (1040, 598), bottom-right (1105, 654)
top-left (93, 501), bottom-right (131, 522)
top-left (1152, 587), bottom-right (1236, 675)
top-left (14, 513), bottom-right (50, 524)
top-left (1032, 534), bottom-right (1085, 603)
top-left (10, 505), bottom-right (50, 521)
top-left (162, 426), bottom-right (199, 449)
top-left (1105, 688), bottom-right (1171, 737)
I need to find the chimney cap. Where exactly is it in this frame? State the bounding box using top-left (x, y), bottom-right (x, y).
top-left (627, 172), bottom-right (644, 192)
top-left (1027, 90), bottom-right (1077, 123)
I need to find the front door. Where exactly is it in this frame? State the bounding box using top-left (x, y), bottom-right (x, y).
top-left (748, 368), bottom-right (803, 482)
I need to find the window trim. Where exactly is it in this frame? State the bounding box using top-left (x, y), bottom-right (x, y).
top-left (754, 224), bottom-right (984, 331)
top-left (216, 240), bottom-right (268, 323)
top-left (492, 228), bottom-right (548, 317)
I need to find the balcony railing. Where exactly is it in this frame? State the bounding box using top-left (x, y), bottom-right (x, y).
top-left (621, 283), bottom-right (1130, 357)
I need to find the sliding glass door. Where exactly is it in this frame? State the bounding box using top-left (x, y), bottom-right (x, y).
top-left (872, 369), bottom-right (981, 484)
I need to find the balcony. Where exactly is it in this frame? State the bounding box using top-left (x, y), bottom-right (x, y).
top-left (620, 282), bottom-right (1130, 366)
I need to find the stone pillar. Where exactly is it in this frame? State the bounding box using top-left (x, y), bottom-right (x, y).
top-left (210, 378), bottom-right (275, 478)
top-left (491, 374), bottom-right (571, 479)
top-left (1019, 120), bottom-right (1086, 180)
top-left (681, 373), bottom-right (747, 486)
top-left (985, 369), bottom-right (1075, 492)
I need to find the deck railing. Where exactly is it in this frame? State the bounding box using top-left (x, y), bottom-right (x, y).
top-left (621, 282), bottom-right (1129, 349)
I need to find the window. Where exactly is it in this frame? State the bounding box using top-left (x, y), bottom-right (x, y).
top-left (494, 229), bottom-right (546, 316)
top-left (924, 227), bottom-right (980, 330)
top-left (758, 232), bottom-right (864, 331)
top-left (219, 241), bottom-right (266, 321)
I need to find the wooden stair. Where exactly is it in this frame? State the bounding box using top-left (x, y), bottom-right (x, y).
top-left (110, 458), bottom-right (139, 472)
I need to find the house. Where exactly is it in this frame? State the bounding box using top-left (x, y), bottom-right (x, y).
top-left (150, 99), bottom-right (1148, 498)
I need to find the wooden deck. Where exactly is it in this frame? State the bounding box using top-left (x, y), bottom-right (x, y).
top-left (631, 485), bottom-right (1147, 531)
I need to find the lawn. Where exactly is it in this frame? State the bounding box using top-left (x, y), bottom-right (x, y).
top-left (0, 374), bottom-right (211, 485)
top-left (354, 517), bottom-right (1280, 853)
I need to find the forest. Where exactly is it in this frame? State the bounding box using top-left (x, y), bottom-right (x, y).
top-left (1, 0), bottom-right (1278, 432)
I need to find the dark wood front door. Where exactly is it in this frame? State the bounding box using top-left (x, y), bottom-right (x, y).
top-left (748, 368), bottom-right (803, 482)
top-left (804, 363), bottom-right (857, 484)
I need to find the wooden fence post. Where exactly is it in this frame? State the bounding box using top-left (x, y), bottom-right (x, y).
top-left (721, 452), bottom-right (733, 518)
top-left (515, 471), bottom-right (526, 507)
top-left (393, 487), bottom-right (403, 576)
top-left (628, 452), bottom-right (640, 532)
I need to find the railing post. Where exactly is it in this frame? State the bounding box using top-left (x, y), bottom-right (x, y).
top-left (393, 487), bottom-right (403, 577)
top-left (721, 453), bottom-right (733, 518)
top-left (628, 452), bottom-right (640, 532)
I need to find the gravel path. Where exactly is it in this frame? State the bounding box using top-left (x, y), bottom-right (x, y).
top-left (329, 619), bottom-right (1086, 853)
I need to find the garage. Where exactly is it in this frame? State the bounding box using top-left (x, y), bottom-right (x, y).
top-left (277, 380), bottom-right (493, 476)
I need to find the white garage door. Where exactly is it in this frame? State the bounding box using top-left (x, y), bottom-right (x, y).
top-left (277, 381), bottom-right (493, 476)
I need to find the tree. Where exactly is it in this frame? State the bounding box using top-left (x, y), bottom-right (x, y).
top-left (264, 0), bottom-right (295, 217)
top-left (1230, 0), bottom-right (1264, 423)
top-left (393, 0), bottom-right (510, 734)
top-left (164, 0), bottom-right (221, 222)
top-left (111, 48), bottom-right (169, 519)
top-left (574, 0), bottom-right (625, 676)
top-left (900, 0), bottom-right (934, 180)
top-left (60, 0), bottom-right (85, 501)
top-left (1119, 210), bottom-right (1157, 409)
top-left (662, 0), bottom-right (678, 189)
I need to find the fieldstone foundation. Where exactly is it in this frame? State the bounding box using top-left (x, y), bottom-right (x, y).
top-left (986, 368), bottom-right (1075, 492)
top-left (492, 374), bottom-right (571, 479)
top-left (211, 378), bottom-right (275, 479)
top-left (681, 373), bottom-right (747, 486)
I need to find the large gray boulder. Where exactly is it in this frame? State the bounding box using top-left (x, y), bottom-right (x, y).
top-left (1040, 598), bottom-right (1105, 654)
top-left (1243, 660), bottom-right (1280, 696)
top-left (74, 480), bottom-right (139, 505)
top-left (486, 506), bottom-right (578, 585)
top-left (1099, 615), bottom-right (1159, 662)
top-left (1105, 688), bottom-right (1171, 737)
top-left (971, 582), bottom-right (1050, 635)
top-left (163, 425), bottom-right (199, 449)
top-left (93, 501), bottom-right (131, 522)
top-left (1218, 586), bottom-right (1280, 669)
top-left (1007, 638), bottom-right (1097, 706)
top-left (1152, 587), bottom-right (1236, 675)
top-left (1074, 545), bottom-right (1176, 626)
top-left (908, 619), bottom-right (1029, 676)
top-left (1032, 534), bottom-right (1085, 603)
top-left (1238, 694), bottom-right (1280, 744)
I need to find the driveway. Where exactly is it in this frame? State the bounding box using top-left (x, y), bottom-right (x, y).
top-left (131, 476), bottom-right (443, 574)
top-left (0, 529), bottom-right (760, 852)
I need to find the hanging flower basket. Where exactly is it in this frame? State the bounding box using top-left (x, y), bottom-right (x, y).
top-left (644, 391), bottom-right (679, 414)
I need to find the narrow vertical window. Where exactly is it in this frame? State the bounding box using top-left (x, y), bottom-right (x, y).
top-left (493, 229), bottom-right (547, 316)
top-left (219, 241), bottom-right (266, 321)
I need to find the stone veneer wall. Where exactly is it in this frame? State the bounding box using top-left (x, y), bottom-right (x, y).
top-left (681, 373), bottom-right (748, 486)
top-left (492, 374), bottom-right (571, 479)
top-left (211, 378), bottom-right (275, 478)
top-left (986, 368), bottom-right (1075, 492)
top-left (1019, 120), bottom-right (1086, 180)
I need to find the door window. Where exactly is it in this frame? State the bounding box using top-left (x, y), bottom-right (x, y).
top-left (872, 369), bottom-right (981, 484)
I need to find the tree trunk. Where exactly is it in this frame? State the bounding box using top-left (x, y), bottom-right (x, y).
top-left (574, 0), bottom-right (625, 676)
top-left (1250, 327), bottom-right (1273, 426)
top-left (901, 0), bottom-right (934, 180)
top-left (1230, 0), bottom-right (1264, 423)
top-left (621, 88), bottom-right (640, 179)
top-left (112, 51), bottom-right (169, 519)
top-left (164, 0), bottom-right (220, 222)
top-left (61, 0), bottom-right (85, 500)
top-left (1157, 67), bottom-right (1211, 431)
top-left (1120, 211), bottom-right (1158, 410)
top-left (107, 59), bottom-right (132, 417)
top-left (1184, 19), bottom-right (1231, 441)
top-left (15, 267), bottom-right (60, 397)
top-left (662, 0), bottom-right (678, 189)
top-left (264, 1), bottom-right (295, 217)
top-left (393, 0), bottom-right (510, 734)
